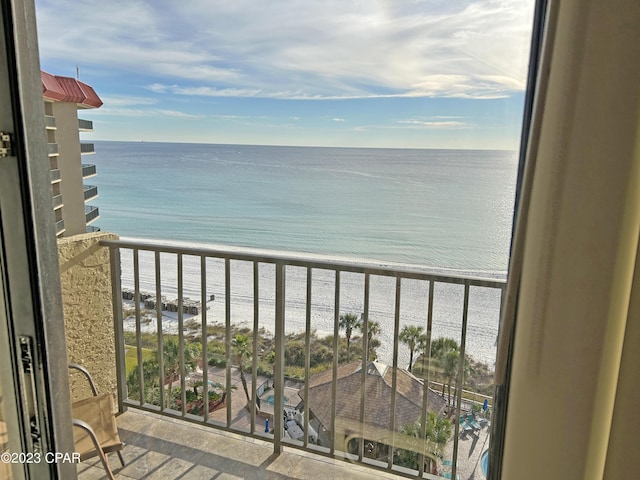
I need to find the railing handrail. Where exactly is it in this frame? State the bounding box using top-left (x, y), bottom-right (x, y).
top-left (100, 237), bottom-right (506, 288)
top-left (105, 237), bottom-right (505, 478)
top-left (82, 163), bottom-right (97, 178)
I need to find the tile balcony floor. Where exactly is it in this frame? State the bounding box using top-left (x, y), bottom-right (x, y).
top-left (76, 409), bottom-right (407, 480)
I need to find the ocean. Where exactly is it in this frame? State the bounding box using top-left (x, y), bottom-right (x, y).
top-left (89, 141), bottom-right (518, 366)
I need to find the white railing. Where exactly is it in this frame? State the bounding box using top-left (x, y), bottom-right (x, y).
top-left (103, 238), bottom-right (504, 479)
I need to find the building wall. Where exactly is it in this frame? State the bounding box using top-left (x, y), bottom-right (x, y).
top-left (58, 231), bottom-right (119, 401)
top-left (53, 101), bottom-right (86, 236)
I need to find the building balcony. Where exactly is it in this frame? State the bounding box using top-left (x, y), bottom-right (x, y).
top-left (80, 142), bottom-right (95, 154)
top-left (55, 219), bottom-right (65, 235)
top-left (78, 118), bottom-right (93, 131)
top-left (50, 168), bottom-right (61, 183)
top-left (83, 184), bottom-right (99, 202)
top-left (77, 407), bottom-right (415, 480)
top-left (48, 142), bottom-right (58, 156)
top-left (63, 237), bottom-right (502, 480)
top-left (82, 163), bottom-right (97, 178)
top-left (85, 205), bottom-right (99, 224)
top-left (44, 114), bottom-right (56, 129)
top-left (52, 194), bottom-right (63, 209)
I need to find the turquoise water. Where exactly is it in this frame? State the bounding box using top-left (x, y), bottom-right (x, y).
top-left (481, 449), bottom-right (489, 477)
top-left (265, 394), bottom-right (288, 406)
top-left (90, 141), bottom-right (517, 274)
top-left (91, 141), bottom-right (517, 365)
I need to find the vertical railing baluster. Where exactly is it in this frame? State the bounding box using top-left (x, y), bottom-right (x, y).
top-left (418, 278), bottom-right (435, 476)
top-left (451, 283), bottom-right (470, 480)
top-left (225, 258), bottom-right (232, 428)
top-left (103, 238), bottom-right (507, 476)
top-left (303, 267), bottom-right (312, 448)
top-left (330, 270), bottom-right (340, 456)
top-left (273, 262), bottom-right (285, 454)
top-left (201, 256), bottom-right (209, 422)
top-left (178, 254), bottom-right (186, 417)
top-left (251, 261), bottom-right (259, 433)
top-left (109, 246), bottom-right (127, 413)
top-left (155, 251), bottom-right (165, 411)
top-left (358, 272), bottom-right (370, 462)
top-left (133, 249), bottom-right (144, 406)
top-left (388, 276), bottom-right (401, 470)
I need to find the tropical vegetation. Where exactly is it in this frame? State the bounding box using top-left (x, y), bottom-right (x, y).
top-left (395, 412), bottom-right (453, 473)
top-left (338, 313), bottom-right (361, 362)
top-left (399, 325), bottom-right (425, 372)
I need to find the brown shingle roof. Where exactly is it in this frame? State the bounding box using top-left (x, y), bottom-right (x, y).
top-left (301, 361), bottom-right (445, 435)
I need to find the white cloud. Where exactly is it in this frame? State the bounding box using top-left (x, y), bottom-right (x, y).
top-left (36, 0), bottom-right (534, 100)
top-left (149, 84), bottom-right (263, 97)
top-left (397, 120), bottom-right (469, 128)
top-left (333, 118), bottom-right (345, 122)
top-left (93, 107), bottom-right (202, 119)
top-left (99, 95), bottom-right (158, 106)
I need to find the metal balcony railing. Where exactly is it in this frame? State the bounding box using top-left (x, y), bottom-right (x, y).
top-left (82, 164), bottom-right (97, 178)
top-left (55, 219), bottom-right (65, 235)
top-left (85, 205), bottom-right (99, 224)
top-left (52, 194), bottom-right (63, 209)
top-left (44, 115), bottom-right (56, 129)
top-left (83, 185), bottom-right (99, 201)
top-left (48, 143), bottom-right (58, 156)
top-left (78, 118), bottom-right (93, 131)
top-left (50, 168), bottom-right (61, 183)
top-left (80, 143), bottom-right (95, 154)
top-left (103, 238), bottom-right (505, 480)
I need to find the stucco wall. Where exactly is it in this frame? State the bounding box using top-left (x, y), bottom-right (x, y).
top-left (58, 231), bottom-right (118, 401)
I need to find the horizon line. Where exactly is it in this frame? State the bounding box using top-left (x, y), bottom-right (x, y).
top-left (89, 138), bottom-right (518, 152)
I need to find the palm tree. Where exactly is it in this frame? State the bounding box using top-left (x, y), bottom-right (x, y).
top-left (163, 338), bottom-right (201, 407)
top-left (443, 350), bottom-right (459, 406)
top-left (399, 325), bottom-right (425, 372)
top-left (430, 337), bottom-right (459, 359)
top-left (127, 358), bottom-right (160, 404)
top-left (231, 334), bottom-right (252, 405)
top-left (365, 320), bottom-right (380, 344)
top-left (356, 319), bottom-right (381, 360)
top-left (416, 333), bottom-right (430, 374)
top-left (398, 412), bottom-right (453, 472)
top-left (339, 313), bottom-right (361, 362)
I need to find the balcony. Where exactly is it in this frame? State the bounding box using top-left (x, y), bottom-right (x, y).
top-left (82, 163), bottom-right (97, 178)
top-left (78, 408), bottom-right (407, 480)
top-left (78, 118), bottom-right (93, 131)
top-left (55, 219), bottom-right (65, 235)
top-left (80, 142), bottom-right (95, 154)
top-left (83, 184), bottom-right (99, 202)
top-left (85, 205), bottom-right (99, 224)
top-left (52, 193), bottom-right (63, 209)
top-left (50, 168), bottom-right (61, 183)
top-left (44, 114), bottom-right (56, 129)
top-left (48, 142), bottom-right (58, 156)
top-left (77, 237), bottom-right (504, 480)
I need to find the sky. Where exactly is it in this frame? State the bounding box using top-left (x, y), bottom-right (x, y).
top-left (35, 0), bottom-right (535, 149)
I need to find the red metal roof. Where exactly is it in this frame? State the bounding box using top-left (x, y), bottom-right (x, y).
top-left (41, 70), bottom-right (102, 108)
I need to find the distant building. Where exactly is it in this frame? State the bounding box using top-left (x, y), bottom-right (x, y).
top-left (41, 70), bottom-right (102, 236)
top-left (300, 360), bottom-right (446, 455)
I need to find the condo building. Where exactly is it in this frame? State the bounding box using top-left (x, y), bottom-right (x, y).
top-left (41, 70), bottom-right (102, 237)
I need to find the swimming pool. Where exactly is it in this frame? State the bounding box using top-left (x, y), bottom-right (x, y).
top-left (265, 394), bottom-right (288, 406)
top-left (481, 449), bottom-right (489, 477)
